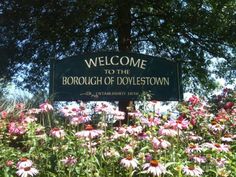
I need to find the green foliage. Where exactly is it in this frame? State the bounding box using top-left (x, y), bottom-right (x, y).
top-left (0, 89), bottom-right (236, 176)
top-left (0, 0), bottom-right (235, 94)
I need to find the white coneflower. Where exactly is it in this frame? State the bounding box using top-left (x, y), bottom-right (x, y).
top-left (16, 158), bottom-right (39, 177)
top-left (188, 132), bottom-right (203, 142)
top-left (152, 137), bottom-right (171, 150)
top-left (17, 158), bottom-right (33, 169)
top-left (113, 110), bottom-right (125, 120)
top-left (50, 127), bottom-right (66, 139)
top-left (182, 165), bottom-right (203, 177)
top-left (221, 134), bottom-right (234, 142)
top-left (158, 126), bottom-right (178, 137)
top-left (120, 155), bottom-right (138, 169)
top-left (75, 124), bottom-right (103, 139)
top-left (16, 166), bottom-right (39, 177)
top-left (185, 144), bottom-right (202, 154)
top-left (204, 143), bottom-right (230, 152)
top-left (142, 159), bottom-right (166, 176)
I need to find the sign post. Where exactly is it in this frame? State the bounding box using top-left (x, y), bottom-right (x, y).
top-left (50, 52), bottom-right (183, 101)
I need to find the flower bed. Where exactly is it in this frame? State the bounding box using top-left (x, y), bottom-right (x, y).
top-left (0, 89), bottom-right (235, 177)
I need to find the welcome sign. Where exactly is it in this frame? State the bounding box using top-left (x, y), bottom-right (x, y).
top-left (50, 52), bottom-right (183, 101)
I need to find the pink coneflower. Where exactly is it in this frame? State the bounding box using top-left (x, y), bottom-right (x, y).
top-left (142, 159), bottom-right (166, 176)
top-left (213, 143), bottom-right (230, 152)
top-left (152, 137), bottom-right (171, 150)
top-left (5, 160), bottom-right (14, 167)
top-left (69, 114), bottom-right (90, 125)
top-left (126, 125), bottom-right (142, 135)
top-left (215, 109), bottom-right (230, 122)
top-left (17, 158), bottom-right (33, 169)
top-left (1, 111), bottom-right (8, 119)
top-left (120, 155), bottom-right (138, 169)
top-left (158, 126), bottom-right (178, 137)
top-left (188, 95), bottom-right (200, 106)
top-left (50, 127), bottom-right (66, 139)
top-left (204, 143), bottom-right (230, 152)
top-left (208, 120), bottom-right (225, 132)
top-left (21, 116), bottom-right (37, 123)
top-left (128, 110), bottom-right (142, 118)
top-left (188, 132), bottom-right (203, 142)
top-left (113, 110), bottom-right (125, 120)
top-left (8, 122), bottom-right (26, 135)
top-left (39, 101), bottom-right (53, 112)
top-left (166, 118), bottom-right (189, 130)
top-left (16, 166), bottom-right (39, 177)
top-left (185, 144), bottom-right (202, 154)
top-left (148, 117), bottom-right (162, 126)
top-left (94, 103), bottom-right (112, 113)
top-left (75, 124), bottom-right (103, 139)
top-left (141, 117), bottom-right (161, 127)
top-left (60, 106), bottom-right (79, 117)
top-left (110, 127), bottom-right (127, 140)
top-left (221, 134), bottom-right (234, 142)
top-left (115, 127), bottom-right (127, 134)
top-left (212, 157), bottom-right (228, 167)
top-left (145, 153), bottom-right (152, 162)
top-left (61, 156), bottom-right (77, 166)
top-left (182, 165), bottom-right (203, 176)
top-left (137, 132), bottom-right (149, 140)
top-left (189, 155), bottom-right (207, 164)
top-left (26, 108), bottom-right (41, 115)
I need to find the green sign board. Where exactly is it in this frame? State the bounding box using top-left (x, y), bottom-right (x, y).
top-left (50, 52), bottom-right (183, 101)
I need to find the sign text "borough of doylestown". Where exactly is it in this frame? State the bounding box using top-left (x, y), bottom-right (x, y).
top-left (50, 52), bottom-right (183, 101)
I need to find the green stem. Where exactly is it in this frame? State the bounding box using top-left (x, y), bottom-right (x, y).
top-left (177, 128), bottom-right (180, 153)
top-left (178, 165), bottom-right (182, 177)
top-left (112, 166), bottom-right (115, 177)
top-left (68, 169), bottom-right (71, 177)
top-left (47, 112), bottom-right (52, 128)
top-left (128, 167), bottom-right (133, 177)
top-left (42, 114), bottom-right (45, 127)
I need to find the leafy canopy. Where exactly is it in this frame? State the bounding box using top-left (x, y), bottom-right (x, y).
top-left (0, 0), bottom-right (235, 94)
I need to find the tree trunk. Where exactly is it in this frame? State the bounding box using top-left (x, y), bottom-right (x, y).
top-left (116, 0), bottom-right (133, 122)
top-left (117, 0), bottom-right (131, 52)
